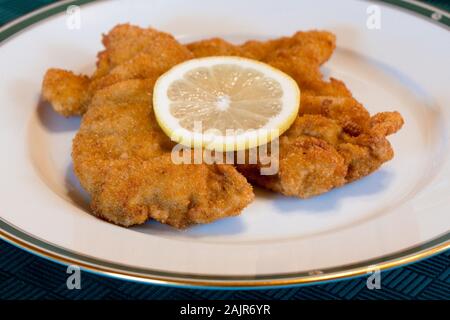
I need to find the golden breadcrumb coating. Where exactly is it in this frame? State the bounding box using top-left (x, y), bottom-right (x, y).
top-left (188, 30), bottom-right (404, 197)
top-left (41, 24), bottom-right (404, 214)
top-left (42, 24), bottom-right (193, 117)
top-left (42, 69), bottom-right (90, 116)
top-left (73, 80), bottom-right (254, 228)
top-left (42, 25), bottom-right (253, 228)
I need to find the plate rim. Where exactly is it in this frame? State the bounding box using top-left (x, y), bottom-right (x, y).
top-left (0, 0), bottom-right (449, 288)
top-left (1, 219), bottom-right (449, 288)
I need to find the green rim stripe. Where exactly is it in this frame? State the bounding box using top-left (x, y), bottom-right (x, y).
top-left (1, 218), bottom-right (448, 285)
top-left (0, 0), bottom-right (96, 42)
top-left (379, 0), bottom-right (450, 26)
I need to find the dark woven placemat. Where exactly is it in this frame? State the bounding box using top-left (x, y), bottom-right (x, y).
top-left (1, 240), bottom-right (449, 300)
top-left (0, 0), bottom-right (448, 300)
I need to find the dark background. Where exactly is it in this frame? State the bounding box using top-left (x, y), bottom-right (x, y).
top-left (0, 0), bottom-right (448, 300)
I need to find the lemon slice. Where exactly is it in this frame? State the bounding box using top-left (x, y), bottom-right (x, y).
top-left (153, 56), bottom-right (300, 151)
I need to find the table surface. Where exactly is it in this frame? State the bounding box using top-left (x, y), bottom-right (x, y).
top-left (0, 0), bottom-right (448, 300)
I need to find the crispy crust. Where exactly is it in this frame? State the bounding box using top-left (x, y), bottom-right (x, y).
top-left (42, 69), bottom-right (90, 116)
top-left (188, 30), bottom-right (404, 197)
top-left (42, 25), bottom-right (404, 214)
top-left (43, 25), bottom-right (254, 228)
top-left (73, 79), bottom-right (254, 228)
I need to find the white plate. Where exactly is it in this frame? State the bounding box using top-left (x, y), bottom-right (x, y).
top-left (0, 0), bottom-right (449, 288)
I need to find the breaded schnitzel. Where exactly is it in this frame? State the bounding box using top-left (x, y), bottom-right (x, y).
top-left (73, 79), bottom-right (253, 227)
top-left (42, 24), bottom-right (403, 227)
top-left (188, 32), bottom-right (403, 197)
top-left (43, 24), bottom-right (193, 116)
top-left (43, 25), bottom-right (253, 228)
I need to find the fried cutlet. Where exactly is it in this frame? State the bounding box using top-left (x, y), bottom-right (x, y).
top-left (42, 25), bottom-right (254, 228)
top-left (187, 31), bottom-right (403, 197)
top-left (43, 24), bottom-right (193, 116)
top-left (73, 79), bottom-right (253, 227)
top-left (42, 25), bottom-right (404, 226)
